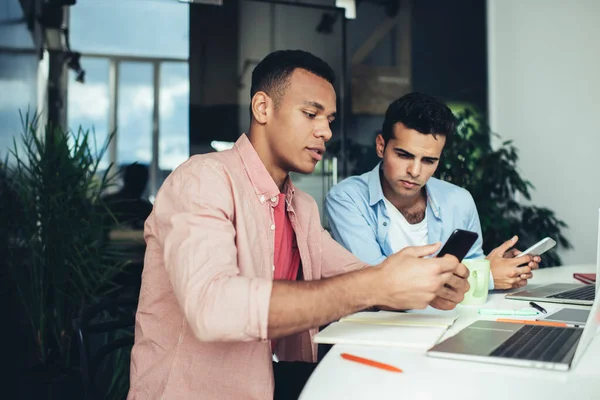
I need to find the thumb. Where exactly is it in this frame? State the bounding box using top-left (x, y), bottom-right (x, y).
top-left (493, 235), bottom-right (518, 257)
top-left (401, 242), bottom-right (442, 258)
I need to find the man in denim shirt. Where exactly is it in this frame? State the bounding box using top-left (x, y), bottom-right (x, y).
top-left (326, 93), bottom-right (540, 290)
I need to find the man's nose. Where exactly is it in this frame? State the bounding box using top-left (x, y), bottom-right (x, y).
top-left (407, 160), bottom-right (421, 178)
top-left (315, 124), bottom-right (333, 142)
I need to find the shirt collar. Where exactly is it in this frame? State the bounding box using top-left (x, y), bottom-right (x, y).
top-left (366, 161), bottom-right (441, 219)
top-left (425, 180), bottom-right (441, 219)
top-left (367, 162), bottom-right (385, 206)
top-left (233, 133), bottom-right (296, 204)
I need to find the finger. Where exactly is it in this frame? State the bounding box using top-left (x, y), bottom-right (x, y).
top-left (430, 296), bottom-right (458, 311)
top-left (401, 242), bottom-right (442, 258)
top-left (444, 274), bottom-right (468, 291)
top-left (533, 256), bottom-right (541, 263)
top-left (437, 270), bottom-right (456, 286)
top-left (514, 265), bottom-right (532, 277)
top-left (453, 263), bottom-right (470, 279)
top-left (435, 285), bottom-right (456, 300)
top-left (507, 254), bottom-right (532, 267)
top-left (513, 280), bottom-right (528, 289)
top-left (445, 276), bottom-right (470, 297)
top-left (491, 235), bottom-right (518, 258)
top-left (435, 287), bottom-right (463, 305)
top-left (437, 255), bottom-right (460, 273)
top-left (528, 261), bottom-right (540, 270)
top-left (503, 248), bottom-right (521, 259)
top-left (520, 273), bottom-right (533, 280)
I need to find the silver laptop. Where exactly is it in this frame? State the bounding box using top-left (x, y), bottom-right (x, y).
top-left (504, 282), bottom-right (595, 306)
top-left (505, 225), bottom-right (599, 306)
top-left (426, 213), bottom-right (600, 371)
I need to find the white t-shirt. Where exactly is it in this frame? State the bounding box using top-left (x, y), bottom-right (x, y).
top-left (383, 197), bottom-right (428, 253)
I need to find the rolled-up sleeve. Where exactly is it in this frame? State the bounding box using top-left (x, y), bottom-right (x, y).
top-left (153, 161), bottom-right (272, 342)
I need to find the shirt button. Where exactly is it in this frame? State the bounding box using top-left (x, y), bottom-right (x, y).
top-left (383, 222), bottom-right (387, 226)
top-left (271, 196), bottom-right (277, 203)
top-left (270, 224), bottom-right (276, 230)
top-left (259, 195), bottom-right (265, 203)
top-left (272, 265), bottom-right (275, 272)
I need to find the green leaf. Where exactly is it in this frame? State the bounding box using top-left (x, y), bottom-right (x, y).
top-left (435, 107), bottom-right (571, 265)
top-left (1, 110), bottom-right (128, 371)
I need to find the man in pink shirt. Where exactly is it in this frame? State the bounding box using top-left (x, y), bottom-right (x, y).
top-left (128, 50), bottom-right (469, 400)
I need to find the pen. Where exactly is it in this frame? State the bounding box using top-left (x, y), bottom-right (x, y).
top-left (496, 318), bottom-right (567, 327)
top-left (340, 353), bottom-right (403, 373)
top-left (529, 301), bottom-right (547, 314)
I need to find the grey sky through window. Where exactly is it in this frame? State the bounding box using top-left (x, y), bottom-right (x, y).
top-left (68, 0), bottom-right (190, 194)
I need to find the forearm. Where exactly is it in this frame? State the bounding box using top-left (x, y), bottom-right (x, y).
top-left (268, 267), bottom-right (379, 339)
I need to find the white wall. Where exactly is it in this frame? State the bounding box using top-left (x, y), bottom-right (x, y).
top-left (487, 0), bottom-right (600, 265)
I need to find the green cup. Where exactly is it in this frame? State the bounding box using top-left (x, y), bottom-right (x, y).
top-left (460, 259), bottom-right (490, 305)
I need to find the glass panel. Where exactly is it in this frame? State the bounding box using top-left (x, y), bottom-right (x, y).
top-left (117, 61), bottom-right (153, 167)
top-left (67, 57), bottom-right (111, 170)
top-left (159, 62), bottom-right (189, 174)
top-left (0, 0), bottom-right (36, 49)
top-left (273, 4), bottom-right (345, 223)
top-left (0, 52), bottom-right (38, 159)
top-left (70, 0), bottom-right (189, 59)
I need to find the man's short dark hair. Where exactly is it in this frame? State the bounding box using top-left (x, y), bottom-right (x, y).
top-left (381, 92), bottom-right (456, 144)
top-left (250, 50), bottom-right (336, 107)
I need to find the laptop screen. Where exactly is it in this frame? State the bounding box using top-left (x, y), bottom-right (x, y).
top-left (571, 208), bottom-right (600, 365)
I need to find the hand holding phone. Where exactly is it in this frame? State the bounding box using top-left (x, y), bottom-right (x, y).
top-left (436, 229), bottom-right (479, 261)
top-left (515, 237), bottom-right (556, 258)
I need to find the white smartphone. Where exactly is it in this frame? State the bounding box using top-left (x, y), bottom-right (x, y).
top-left (515, 237), bottom-right (557, 258)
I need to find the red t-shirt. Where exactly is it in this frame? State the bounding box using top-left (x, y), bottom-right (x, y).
top-left (273, 194), bottom-right (300, 281)
top-left (271, 193), bottom-right (300, 352)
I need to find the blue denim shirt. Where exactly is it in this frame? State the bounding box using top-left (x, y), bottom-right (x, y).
top-left (325, 162), bottom-right (492, 288)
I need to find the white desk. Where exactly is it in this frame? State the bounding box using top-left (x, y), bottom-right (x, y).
top-left (301, 264), bottom-right (600, 400)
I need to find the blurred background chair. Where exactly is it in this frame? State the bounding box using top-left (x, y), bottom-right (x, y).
top-left (73, 297), bottom-right (138, 400)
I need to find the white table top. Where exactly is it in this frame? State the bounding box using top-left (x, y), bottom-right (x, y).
top-left (300, 264), bottom-right (600, 400)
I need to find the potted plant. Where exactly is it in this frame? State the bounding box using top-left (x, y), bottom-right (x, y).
top-left (326, 108), bottom-right (570, 266)
top-left (3, 113), bottom-right (125, 398)
top-left (435, 108), bottom-right (571, 267)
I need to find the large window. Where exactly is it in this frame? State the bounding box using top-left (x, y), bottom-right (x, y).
top-left (0, 52), bottom-right (38, 159)
top-left (67, 0), bottom-right (189, 199)
top-left (70, 0), bottom-right (188, 59)
top-left (0, 0), bottom-right (39, 160)
top-left (67, 58), bottom-right (111, 170)
top-left (159, 62), bottom-right (189, 172)
top-left (117, 62), bottom-right (154, 166)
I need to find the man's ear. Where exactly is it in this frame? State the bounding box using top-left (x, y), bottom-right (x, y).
top-left (375, 134), bottom-right (386, 159)
top-left (251, 91), bottom-right (270, 124)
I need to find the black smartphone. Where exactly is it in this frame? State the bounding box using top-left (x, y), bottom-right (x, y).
top-left (436, 229), bottom-right (479, 261)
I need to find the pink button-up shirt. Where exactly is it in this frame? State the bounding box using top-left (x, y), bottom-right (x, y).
top-left (128, 134), bottom-right (365, 399)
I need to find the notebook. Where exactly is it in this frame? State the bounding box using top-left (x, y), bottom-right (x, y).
top-left (340, 310), bottom-right (457, 327)
top-left (573, 273), bottom-right (596, 284)
top-left (314, 311), bottom-right (456, 349)
top-left (314, 321), bottom-right (449, 349)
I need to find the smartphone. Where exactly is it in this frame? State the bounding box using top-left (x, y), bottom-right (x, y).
top-left (436, 229), bottom-right (479, 261)
top-left (515, 237), bottom-right (556, 258)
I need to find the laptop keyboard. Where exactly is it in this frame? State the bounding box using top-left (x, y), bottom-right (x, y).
top-left (548, 285), bottom-right (596, 300)
top-left (490, 325), bottom-right (582, 362)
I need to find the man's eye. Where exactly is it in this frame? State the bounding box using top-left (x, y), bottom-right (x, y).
top-left (398, 153), bottom-right (411, 159)
top-left (423, 159), bottom-right (435, 164)
top-left (304, 112), bottom-right (316, 119)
